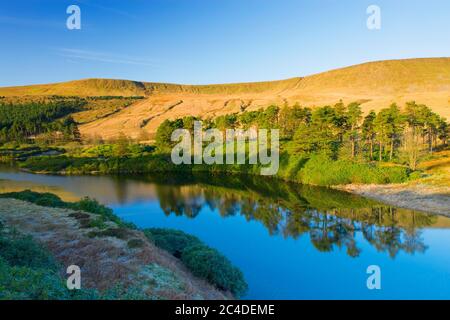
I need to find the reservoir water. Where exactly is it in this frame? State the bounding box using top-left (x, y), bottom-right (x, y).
top-left (1, 166), bottom-right (449, 299)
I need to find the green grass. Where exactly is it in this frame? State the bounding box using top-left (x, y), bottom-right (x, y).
top-left (0, 228), bottom-right (98, 300)
top-left (19, 150), bottom-right (412, 187)
top-left (0, 145), bottom-right (63, 163)
top-left (298, 153), bottom-right (409, 186)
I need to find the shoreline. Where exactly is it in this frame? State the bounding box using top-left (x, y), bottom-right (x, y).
top-left (337, 183), bottom-right (450, 217)
top-left (4, 162), bottom-right (450, 217)
top-left (0, 197), bottom-right (231, 299)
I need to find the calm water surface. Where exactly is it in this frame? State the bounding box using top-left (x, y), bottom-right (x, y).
top-left (1, 166), bottom-right (449, 299)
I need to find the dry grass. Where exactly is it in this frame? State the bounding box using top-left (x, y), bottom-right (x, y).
top-left (341, 183), bottom-right (449, 217)
top-left (339, 150), bottom-right (450, 216)
top-left (1, 58), bottom-right (449, 139)
top-left (79, 58), bottom-right (450, 139)
top-left (417, 150), bottom-right (450, 188)
top-left (0, 198), bottom-right (229, 299)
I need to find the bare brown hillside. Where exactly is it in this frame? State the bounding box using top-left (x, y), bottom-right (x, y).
top-left (1, 57), bottom-right (449, 139)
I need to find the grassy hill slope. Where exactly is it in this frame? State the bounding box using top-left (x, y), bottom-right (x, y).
top-left (1, 57), bottom-right (449, 139)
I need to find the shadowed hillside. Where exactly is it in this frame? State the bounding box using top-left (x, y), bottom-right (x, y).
top-left (1, 57), bottom-right (449, 139)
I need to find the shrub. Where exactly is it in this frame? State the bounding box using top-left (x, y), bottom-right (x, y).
top-left (87, 217), bottom-right (108, 229)
top-left (72, 197), bottom-right (108, 214)
top-left (78, 144), bottom-right (115, 158)
top-left (76, 197), bottom-right (138, 229)
top-left (0, 235), bottom-right (58, 271)
top-left (88, 227), bottom-right (133, 240)
top-left (20, 156), bottom-right (75, 172)
top-left (0, 233), bottom-right (99, 300)
top-left (0, 258), bottom-right (69, 300)
top-left (276, 153), bottom-right (309, 181)
top-left (182, 245), bottom-right (248, 297)
top-left (408, 171), bottom-right (423, 181)
top-left (144, 228), bottom-right (248, 297)
top-left (298, 154), bottom-right (409, 186)
top-left (143, 228), bottom-right (202, 258)
top-left (127, 239), bottom-right (145, 249)
top-left (0, 190), bottom-right (67, 208)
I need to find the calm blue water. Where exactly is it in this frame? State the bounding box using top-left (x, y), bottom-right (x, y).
top-left (1, 167), bottom-right (450, 299)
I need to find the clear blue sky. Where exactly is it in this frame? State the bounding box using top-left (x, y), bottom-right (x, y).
top-left (1, 0), bottom-right (450, 87)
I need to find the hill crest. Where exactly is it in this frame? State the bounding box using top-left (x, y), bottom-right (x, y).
top-left (1, 57), bottom-right (449, 139)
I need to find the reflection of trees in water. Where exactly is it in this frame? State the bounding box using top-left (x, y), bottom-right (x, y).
top-left (112, 176), bottom-right (128, 204)
top-left (298, 210), bottom-right (361, 257)
top-left (156, 185), bottom-right (203, 218)
top-left (360, 208), bottom-right (429, 258)
top-left (152, 174), bottom-right (436, 258)
top-left (282, 206), bottom-right (429, 258)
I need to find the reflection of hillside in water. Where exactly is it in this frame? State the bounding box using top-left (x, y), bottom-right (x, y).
top-left (0, 166), bottom-right (160, 204)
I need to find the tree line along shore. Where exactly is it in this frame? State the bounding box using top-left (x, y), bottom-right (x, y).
top-left (0, 98), bottom-right (448, 214)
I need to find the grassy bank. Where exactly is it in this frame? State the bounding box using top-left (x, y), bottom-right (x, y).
top-left (336, 150), bottom-right (450, 216)
top-left (0, 190), bottom-right (247, 299)
top-left (18, 151), bottom-right (411, 187)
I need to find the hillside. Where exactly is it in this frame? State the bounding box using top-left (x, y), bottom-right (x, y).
top-left (1, 57), bottom-right (449, 139)
top-left (0, 197), bottom-right (230, 299)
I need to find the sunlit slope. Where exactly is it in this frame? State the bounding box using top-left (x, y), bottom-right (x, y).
top-left (0, 77), bottom-right (302, 96)
top-left (1, 58), bottom-right (449, 139)
top-left (0, 79), bottom-right (147, 96)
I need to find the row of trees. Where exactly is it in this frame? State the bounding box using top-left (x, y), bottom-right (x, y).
top-left (33, 116), bottom-right (82, 144)
top-left (284, 101), bottom-right (448, 169)
top-left (156, 101), bottom-right (448, 169)
top-left (0, 100), bottom-right (84, 144)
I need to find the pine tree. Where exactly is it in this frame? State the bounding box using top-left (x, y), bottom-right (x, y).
top-left (72, 123), bottom-right (82, 143)
top-left (115, 132), bottom-right (129, 157)
top-left (374, 109), bottom-right (389, 161)
top-left (156, 119), bottom-right (177, 151)
top-left (346, 102), bottom-right (362, 158)
top-left (332, 100), bottom-right (348, 142)
top-left (362, 110), bottom-right (376, 160)
top-left (278, 104), bottom-right (311, 139)
top-left (386, 104), bottom-right (403, 160)
top-left (438, 118), bottom-right (448, 147)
